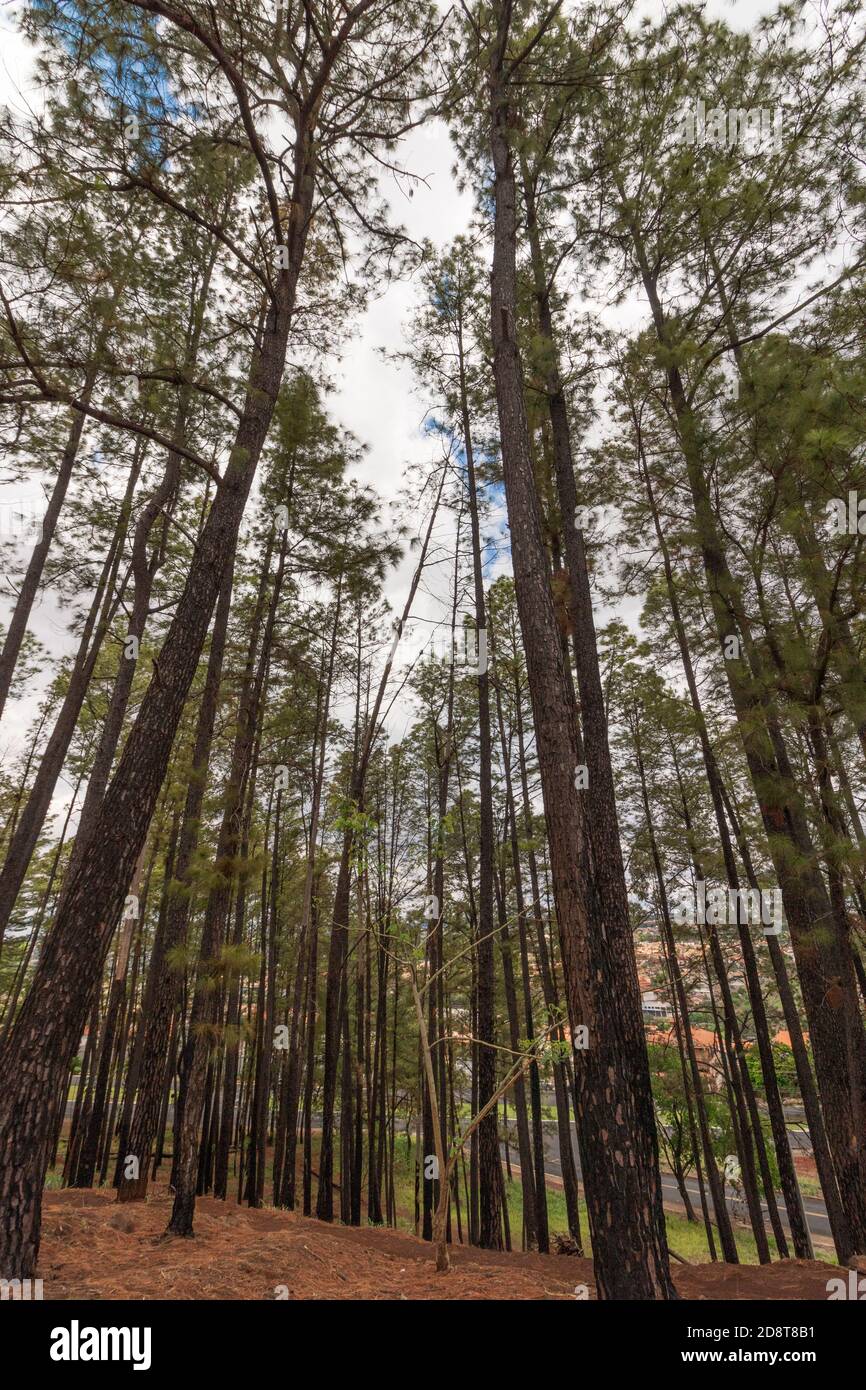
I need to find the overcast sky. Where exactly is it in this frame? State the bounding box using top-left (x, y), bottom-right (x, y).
top-left (0, 0), bottom-right (799, 788)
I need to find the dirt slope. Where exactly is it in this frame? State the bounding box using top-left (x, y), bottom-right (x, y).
top-left (37, 1187), bottom-right (838, 1301)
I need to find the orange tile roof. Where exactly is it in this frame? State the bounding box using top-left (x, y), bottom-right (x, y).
top-left (646, 1024), bottom-right (719, 1050)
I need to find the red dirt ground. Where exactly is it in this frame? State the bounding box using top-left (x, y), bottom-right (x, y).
top-left (37, 1187), bottom-right (840, 1300)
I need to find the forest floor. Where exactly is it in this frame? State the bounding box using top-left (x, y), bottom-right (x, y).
top-left (38, 1187), bottom-right (840, 1300)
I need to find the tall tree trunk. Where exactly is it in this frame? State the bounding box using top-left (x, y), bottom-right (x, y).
top-left (65, 238), bottom-right (219, 883)
top-left (116, 559), bottom-right (234, 1202)
top-left (68, 851), bottom-right (144, 1187)
top-left (0, 218), bottom-right (305, 1273)
top-left (633, 423), bottom-right (814, 1257)
top-left (275, 602), bottom-right (339, 1208)
top-left (633, 718), bottom-right (740, 1262)
top-left (459, 333), bottom-right (502, 1249)
top-left (169, 529), bottom-right (285, 1235)
top-left (512, 682), bottom-right (582, 1247)
top-left (0, 227), bottom-right (141, 725)
top-left (629, 221), bottom-right (866, 1255)
top-left (487, 14), bottom-right (675, 1299)
top-left (0, 443), bottom-right (145, 948)
top-left (316, 470), bottom-right (445, 1220)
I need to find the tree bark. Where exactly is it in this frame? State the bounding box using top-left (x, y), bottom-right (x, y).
top-left (487, 10), bottom-right (675, 1299)
top-left (0, 206), bottom-right (305, 1272)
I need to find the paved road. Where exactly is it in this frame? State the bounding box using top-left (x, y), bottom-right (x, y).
top-left (509, 1123), bottom-right (832, 1244)
top-left (62, 1099), bottom-right (830, 1242)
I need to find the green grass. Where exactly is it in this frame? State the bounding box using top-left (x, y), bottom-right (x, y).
top-left (47, 1124), bottom-right (834, 1267)
top-left (389, 1137), bottom-right (835, 1265)
top-left (504, 1176), bottom-right (834, 1264)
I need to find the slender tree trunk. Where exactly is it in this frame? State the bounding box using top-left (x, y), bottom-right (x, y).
top-left (629, 225), bottom-right (866, 1255)
top-left (487, 17), bottom-right (674, 1299)
top-left (116, 557), bottom-right (234, 1202)
top-left (0, 443), bottom-right (145, 948)
top-left (317, 471), bottom-right (445, 1220)
top-left (512, 683), bottom-right (582, 1248)
top-left (169, 528), bottom-right (285, 1235)
top-left (633, 720), bottom-right (740, 1263)
top-left (719, 776), bottom-right (853, 1260)
top-left (0, 224), bottom-right (141, 727)
top-left (633, 426), bottom-right (813, 1257)
top-left (0, 215), bottom-right (306, 1273)
top-left (68, 856), bottom-right (143, 1189)
top-left (458, 339), bottom-right (502, 1249)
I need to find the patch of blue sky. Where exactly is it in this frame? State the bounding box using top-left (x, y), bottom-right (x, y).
top-left (423, 412), bottom-right (509, 575)
top-left (32, 0), bottom-right (199, 153)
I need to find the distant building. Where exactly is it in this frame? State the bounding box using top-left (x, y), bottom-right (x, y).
top-left (646, 1024), bottom-right (724, 1090)
top-left (638, 974), bottom-right (671, 1021)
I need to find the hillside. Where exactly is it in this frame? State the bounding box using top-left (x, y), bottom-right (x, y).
top-left (38, 1189), bottom-right (838, 1302)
